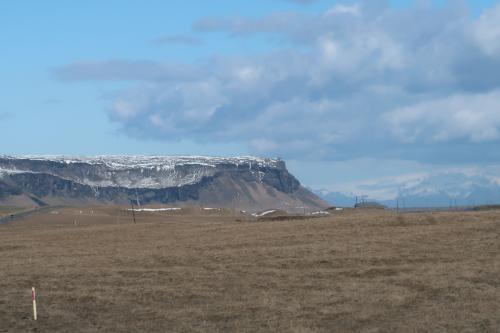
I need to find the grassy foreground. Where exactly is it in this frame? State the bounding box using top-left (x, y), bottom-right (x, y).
top-left (0, 207), bottom-right (498, 332)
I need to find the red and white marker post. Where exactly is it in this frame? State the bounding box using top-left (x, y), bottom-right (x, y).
top-left (32, 287), bottom-right (37, 320)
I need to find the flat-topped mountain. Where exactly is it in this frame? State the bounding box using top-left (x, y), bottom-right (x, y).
top-left (0, 155), bottom-right (328, 212)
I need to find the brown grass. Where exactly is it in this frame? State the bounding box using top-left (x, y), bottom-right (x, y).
top-left (0, 206), bottom-right (25, 218)
top-left (0, 207), bottom-right (498, 332)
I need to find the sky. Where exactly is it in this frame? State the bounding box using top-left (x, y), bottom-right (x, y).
top-left (1, 0), bottom-right (500, 191)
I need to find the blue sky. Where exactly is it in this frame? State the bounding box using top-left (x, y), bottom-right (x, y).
top-left (1, 0), bottom-right (500, 190)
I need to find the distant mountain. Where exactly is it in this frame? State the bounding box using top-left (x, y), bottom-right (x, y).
top-left (315, 171), bottom-right (500, 208)
top-left (394, 172), bottom-right (500, 207)
top-left (313, 189), bottom-right (357, 207)
top-left (0, 155), bottom-right (328, 213)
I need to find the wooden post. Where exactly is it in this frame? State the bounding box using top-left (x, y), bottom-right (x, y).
top-left (32, 287), bottom-right (37, 320)
top-left (130, 201), bottom-right (137, 224)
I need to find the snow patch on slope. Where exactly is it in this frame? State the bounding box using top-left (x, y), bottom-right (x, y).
top-left (252, 210), bottom-right (277, 217)
top-left (128, 207), bottom-right (182, 212)
top-left (0, 155), bottom-right (282, 189)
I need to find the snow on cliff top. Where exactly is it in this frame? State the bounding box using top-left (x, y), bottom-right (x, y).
top-left (0, 155), bottom-right (282, 170)
top-left (0, 155), bottom-right (285, 189)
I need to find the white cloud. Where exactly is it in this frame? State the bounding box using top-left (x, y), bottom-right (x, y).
top-left (325, 4), bottom-right (361, 16)
top-left (55, 2), bottom-right (500, 164)
top-left (54, 60), bottom-right (201, 82)
top-left (112, 99), bottom-right (141, 119)
top-left (386, 90), bottom-right (500, 143)
top-left (473, 4), bottom-right (500, 56)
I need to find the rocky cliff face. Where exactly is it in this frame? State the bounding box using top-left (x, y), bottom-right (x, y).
top-left (0, 156), bottom-right (328, 212)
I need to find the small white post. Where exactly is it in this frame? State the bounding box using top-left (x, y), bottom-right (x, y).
top-left (32, 287), bottom-right (37, 320)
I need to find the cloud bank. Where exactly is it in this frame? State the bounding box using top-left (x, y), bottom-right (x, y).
top-left (54, 1), bottom-right (500, 164)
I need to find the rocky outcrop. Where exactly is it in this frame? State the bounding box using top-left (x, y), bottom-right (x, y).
top-left (0, 156), bottom-right (328, 212)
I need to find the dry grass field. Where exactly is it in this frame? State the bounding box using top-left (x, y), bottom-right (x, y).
top-left (0, 207), bottom-right (499, 332)
top-left (0, 206), bottom-right (26, 218)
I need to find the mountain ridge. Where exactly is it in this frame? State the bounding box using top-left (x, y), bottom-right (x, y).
top-left (315, 171), bottom-right (500, 208)
top-left (0, 155), bottom-right (328, 212)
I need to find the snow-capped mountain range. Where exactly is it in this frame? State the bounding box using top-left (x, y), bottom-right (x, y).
top-left (0, 155), bottom-right (328, 212)
top-left (315, 171), bottom-right (500, 208)
top-left (0, 155), bottom-right (281, 189)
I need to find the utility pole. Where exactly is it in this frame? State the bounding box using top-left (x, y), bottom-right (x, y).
top-left (130, 200), bottom-right (137, 224)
